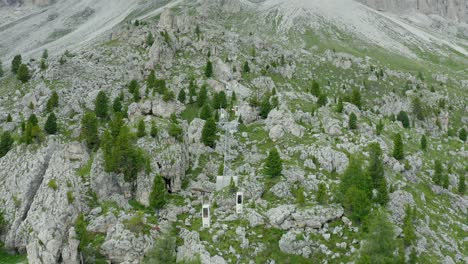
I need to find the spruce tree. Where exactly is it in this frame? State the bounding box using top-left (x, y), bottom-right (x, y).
top-left (6, 114), bottom-right (12, 122)
top-left (42, 49), bottom-right (48, 60)
top-left (11, 55), bottom-right (22, 74)
top-left (310, 80), bottom-right (320, 97)
top-left (46, 91), bottom-right (59, 112)
top-left (397, 111), bottom-right (410, 128)
top-left (150, 175), bottom-right (167, 209)
top-left (420, 134), bottom-right (427, 151)
top-left (343, 186), bottom-right (371, 223)
top-left (0, 131), bottom-right (14, 158)
top-left (213, 91), bottom-right (227, 109)
top-left (458, 174), bottom-right (466, 195)
top-left (260, 96), bottom-right (272, 119)
top-left (392, 133), bottom-right (404, 160)
top-left (433, 160), bottom-right (443, 186)
top-left (348, 113), bottom-right (357, 130)
top-left (128, 80), bottom-right (139, 93)
top-left (113, 97), bottom-right (122, 113)
top-left (177, 89), bottom-right (186, 103)
top-left (316, 183), bottom-right (327, 205)
top-left (81, 112), bottom-right (99, 150)
top-left (336, 97), bottom-right (343, 113)
top-left (412, 97), bottom-right (424, 121)
top-left (205, 61), bottom-right (213, 78)
top-left (137, 119), bottom-right (146, 138)
top-left (133, 84), bottom-right (141, 102)
top-left (110, 113), bottom-right (124, 138)
top-left (459, 128), bottom-right (466, 142)
top-left (195, 24), bottom-right (201, 40)
top-left (317, 93), bottom-right (328, 107)
top-left (44, 112), bottom-right (58, 135)
top-left (358, 210), bottom-right (397, 263)
top-left (199, 104), bottom-right (212, 120)
top-left (367, 143), bottom-right (384, 188)
top-left (201, 118), bottom-right (217, 148)
top-left (243, 61), bottom-right (250, 73)
top-left (17, 64), bottom-right (30, 83)
top-left (150, 121), bottom-right (158, 138)
top-left (264, 148), bottom-right (282, 178)
top-left (376, 177), bottom-right (389, 206)
top-left (351, 88), bottom-right (362, 109)
top-left (197, 84), bottom-right (208, 107)
top-left (95, 91), bottom-right (109, 119)
top-left (146, 32), bottom-right (155, 46)
top-left (402, 205), bottom-right (416, 247)
top-left (376, 119), bottom-right (384, 135)
top-left (146, 70), bottom-right (156, 90)
top-left (40, 59), bottom-right (47, 71)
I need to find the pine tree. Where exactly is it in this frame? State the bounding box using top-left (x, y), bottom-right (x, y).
top-left (146, 70), bottom-right (156, 90)
top-left (358, 210), bottom-right (397, 264)
top-left (433, 160), bottom-right (443, 186)
top-left (392, 133), bottom-right (404, 160)
top-left (46, 91), bottom-right (59, 112)
top-left (6, 114), bottom-right (12, 122)
top-left (205, 61), bottom-right (213, 78)
top-left (402, 205), bottom-right (416, 247)
top-left (412, 97), bottom-right (424, 121)
top-left (458, 173), bottom-right (466, 195)
top-left (243, 61), bottom-right (250, 73)
top-left (0, 131), bottom-right (14, 158)
top-left (150, 175), bottom-right (167, 209)
top-left (397, 111), bottom-right (410, 128)
top-left (110, 113), bottom-right (124, 138)
top-left (348, 113), bottom-right (357, 130)
top-left (177, 89), bottom-right (186, 103)
top-left (17, 64), bottom-right (30, 83)
top-left (316, 183), bottom-right (327, 205)
top-left (150, 121), bottom-right (158, 138)
top-left (81, 112), bottom-right (99, 150)
top-left (459, 128), bottom-right (466, 142)
top-left (11, 55), bottom-right (22, 74)
top-left (367, 143), bottom-right (384, 188)
top-left (44, 112), bottom-right (58, 135)
top-left (199, 104), bottom-right (212, 120)
top-left (264, 148), bottom-right (282, 178)
top-left (376, 177), bottom-right (389, 206)
top-left (310, 80), bottom-right (321, 97)
top-left (442, 173), bottom-right (449, 189)
top-left (317, 93), bottom-right (328, 107)
top-left (260, 96), bottom-right (272, 119)
top-left (133, 84), bottom-right (141, 102)
top-left (146, 32), bottom-right (155, 46)
top-left (420, 135), bottom-right (427, 151)
top-left (351, 88), bottom-right (362, 109)
top-left (376, 119), bottom-right (384, 135)
top-left (40, 59), bottom-right (47, 71)
top-left (197, 84), bottom-right (208, 107)
top-left (95, 91), bottom-right (109, 119)
top-left (213, 91), bottom-right (228, 109)
top-left (113, 97), bottom-right (122, 113)
top-left (128, 80), bottom-right (139, 93)
top-left (336, 97), bottom-right (343, 113)
top-left (137, 119), bottom-right (146, 138)
top-left (201, 118), bottom-right (217, 148)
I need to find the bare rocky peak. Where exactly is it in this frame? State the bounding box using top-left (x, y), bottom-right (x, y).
top-left (357, 0), bottom-right (467, 23)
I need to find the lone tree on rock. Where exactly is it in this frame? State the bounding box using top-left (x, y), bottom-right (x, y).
top-left (81, 112), bottom-right (99, 150)
top-left (205, 60), bottom-right (213, 78)
top-left (44, 113), bottom-right (58, 135)
top-left (348, 113), bottom-right (357, 130)
top-left (95, 91), bottom-right (109, 119)
top-left (201, 118), bottom-right (217, 148)
top-left (397, 111), bottom-right (410, 129)
top-left (11, 55), bottom-right (22, 74)
top-left (392, 133), bottom-right (404, 160)
top-left (264, 148), bottom-right (283, 178)
top-left (150, 175), bottom-right (167, 210)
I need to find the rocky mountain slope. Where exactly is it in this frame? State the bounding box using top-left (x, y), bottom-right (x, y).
top-left (0, 0), bottom-right (467, 263)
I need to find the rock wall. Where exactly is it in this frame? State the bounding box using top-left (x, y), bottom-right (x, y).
top-left (357, 0), bottom-right (467, 23)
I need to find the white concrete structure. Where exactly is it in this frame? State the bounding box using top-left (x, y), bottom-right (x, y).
top-left (202, 203), bottom-right (211, 228)
top-left (236, 192), bottom-right (243, 214)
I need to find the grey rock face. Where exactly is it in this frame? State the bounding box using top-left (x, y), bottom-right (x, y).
top-left (279, 230), bottom-right (314, 257)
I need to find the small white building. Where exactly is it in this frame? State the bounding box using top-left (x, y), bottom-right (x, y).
top-left (202, 203), bottom-right (210, 228)
top-left (236, 192), bottom-right (243, 214)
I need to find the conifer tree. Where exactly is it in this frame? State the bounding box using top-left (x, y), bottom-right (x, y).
top-left (128, 80), bottom-right (139, 93)
top-left (336, 97), bottom-right (343, 113)
top-left (367, 143), bottom-right (384, 188)
top-left (197, 84), bottom-right (208, 107)
top-left (195, 24), bottom-right (201, 40)
top-left (188, 78), bottom-right (197, 104)
top-left (40, 59), bottom-right (47, 71)
top-left (205, 61), bottom-right (213, 78)
top-left (402, 205), bottom-right (416, 247)
top-left (150, 121), bottom-right (158, 138)
top-left (177, 89), bottom-right (186, 103)
top-left (412, 97), bottom-right (424, 121)
top-left (310, 80), bottom-right (320, 97)
top-left (348, 113), bottom-right (357, 130)
top-left (243, 61), bottom-right (250, 73)
top-left (80, 112), bottom-right (99, 150)
top-left (17, 64), bottom-right (30, 83)
top-left (420, 134), bottom-right (427, 151)
top-left (146, 32), bottom-right (155, 46)
top-left (358, 210), bottom-right (397, 264)
top-left (150, 175), bottom-right (167, 209)
top-left (397, 111), bottom-right (410, 128)
top-left (392, 133), bottom-right (404, 160)
top-left (317, 93), bottom-right (328, 107)
top-left (264, 148), bottom-right (282, 178)
top-left (433, 160), bottom-right (443, 185)
top-left (42, 49), bottom-right (49, 60)
top-left (458, 174), bottom-right (466, 195)
top-left (110, 113), bottom-right (124, 138)
top-left (213, 91), bottom-right (228, 109)
top-left (0, 59), bottom-right (4, 78)
top-left (199, 104), bottom-right (212, 120)
top-left (11, 55), bottom-right (22, 74)
top-left (459, 128), bottom-right (466, 142)
top-left (201, 118), bottom-right (217, 148)
top-left (6, 114), bottom-right (12, 122)
top-left (44, 112), bottom-right (58, 135)
top-left (376, 177), bottom-right (389, 206)
top-left (351, 88), bottom-right (362, 109)
top-left (376, 119), bottom-right (384, 135)
top-left (113, 97), bottom-right (122, 113)
top-left (260, 96), bottom-right (272, 119)
top-left (46, 91), bottom-right (59, 112)
top-left (0, 131), bottom-right (14, 158)
top-left (95, 91), bottom-right (109, 119)
top-left (316, 183), bottom-right (327, 205)
top-left (137, 119), bottom-right (146, 138)
top-left (133, 84), bottom-right (141, 102)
